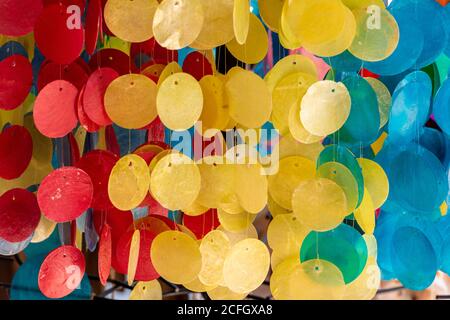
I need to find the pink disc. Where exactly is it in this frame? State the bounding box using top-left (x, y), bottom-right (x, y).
top-left (115, 229), bottom-right (159, 281)
top-left (88, 49), bottom-right (130, 75)
top-left (0, 125), bottom-right (33, 180)
top-left (38, 245), bottom-right (86, 299)
top-left (98, 223), bottom-right (112, 285)
top-left (37, 167), bottom-right (94, 223)
top-left (182, 51), bottom-right (213, 81)
top-left (33, 80), bottom-right (79, 138)
top-left (37, 61), bottom-right (88, 92)
top-left (183, 209), bottom-right (220, 239)
top-left (83, 68), bottom-right (118, 126)
top-left (0, 55), bottom-right (32, 110)
top-left (34, 4), bottom-right (84, 64)
top-left (85, 0), bottom-right (102, 55)
top-left (75, 150), bottom-right (118, 210)
top-left (77, 86), bottom-right (100, 133)
top-left (0, 188), bottom-right (40, 242)
top-left (0, 0), bottom-right (43, 36)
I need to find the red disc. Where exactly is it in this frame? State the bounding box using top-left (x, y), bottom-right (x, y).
top-left (182, 51), bottom-right (213, 81)
top-left (77, 86), bottom-right (100, 133)
top-left (88, 49), bottom-right (130, 75)
top-left (0, 0), bottom-right (43, 36)
top-left (0, 125), bottom-right (33, 180)
top-left (38, 245), bottom-right (86, 299)
top-left (33, 80), bottom-right (79, 138)
top-left (34, 4), bottom-right (84, 64)
top-left (37, 167), bottom-right (94, 223)
top-left (43, 0), bottom-right (86, 12)
top-left (85, 0), bottom-right (102, 55)
top-left (115, 229), bottom-right (159, 281)
top-left (98, 223), bottom-right (112, 285)
top-left (0, 188), bottom-right (40, 242)
top-left (37, 61), bottom-right (88, 92)
top-left (83, 68), bottom-right (118, 126)
top-left (183, 209), bottom-right (220, 239)
top-left (0, 55), bottom-right (32, 110)
top-left (75, 150), bottom-right (118, 210)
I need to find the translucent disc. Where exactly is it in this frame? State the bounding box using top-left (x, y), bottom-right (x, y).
top-left (217, 208), bottom-right (257, 233)
top-left (129, 280), bottom-right (162, 300)
top-left (357, 158), bottom-right (389, 209)
top-left (199, 230), bottom-right (231, 286)
top-left (151, 230), bottom-right (202, 284)
top-left (233, 0), bottom-right (250, 45)
top-left (223, 239), bottom-right (270, 293)
top-left (364, 77), bottom-right (391, 129)
top-left (292, 178), bottom-right (348, 232)
top-left (354, 188), bottom-right (375, 234)
top-left (288, 102), bottom-right (324, 144)
top-left (343, 256), bottom-right (380, 300)
top-left (157, 73), bottom-right (203, 131)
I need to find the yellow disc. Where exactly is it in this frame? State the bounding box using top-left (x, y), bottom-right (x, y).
top-left (271, 258), bottom-right (345, 300)
top-left (198, 76), bottom-right (230, 135)
top-left (441, 201), bottom-right (448, 216)
top-left (157, 73), bottom-right (203, 131)
top-left (182, 200), bottom-right (209, 217)
top-left (227, 13), bottom-right (268, 64)
top-left (191, 0), bottom-right (235, 49)
top-left (300, 81), bottom-right (351, 136)
top-left (218, 208), bottom-right (257, 232)
top-left (148, 149), bottom-right (173, 173)
top-left (184, 276), bottom-right (217, 292)
top-left (271, 72), bottom-right (317, 136)
top-left (129, 280), bottom-right (162, 300)
top-left (105, 74), bottom-right (158, 129)
top-left (259, 0), bottom-right (284, 32)
top-left (268, 156), bottom-right (316, 210)
top-left (199, 230), bottom-right (231, 286)
top-left (142, 64), bottom-right (165, 79)
top-left (157, 62), bottom-right (182, 88)
top-left (275, 133), bottom-right (324, 162)
top-left (288, 101), bottom-right (324, 144)
top-left (223, 239), bottom-right (270, 293)
top-left (234, 163), bottom-right (268, 214)
top-left (364, 234), bottom-right (378, 259)
top-left (365, 77), bottom-right (391, 129)
top-left (150, 153), bottom-right (201, 210)
top-left (128, 229), bottom-right (140, 285)
top-left (233, 0), bottom-right (250, 45)
top-left (357, 158), bottom-right (389, 209)
top-left (371, 131), bottom-right (387, 156)
top-left (177, 224), bottom-right (198, 240)
top-left (218, 193), bottom-right (245, 215)
top-left (151, 230), bottom-right (202, 284)
top-left (108, 154), bottom-right (150, 211)
top-left (271, 249), bottom-right (297, 271)
top-left (354, 188), bottom-right (375, 234)
top-left (104, 0), bottom-right (158, 43)
top-left (225, 69), bottom-right (271, 128)
top-left (317, 161), bottom-right (359, 214)
top-left (152, 0), bottom-right (204, 50)
top-left (344, 256), bottom-right (380, 300)
top-left (31, 214), bottom-right (56, 243)
top-left (283, 0), bottom-right (346, 47)
top-left (302, 7), bottom-right (356, 57)
top-left (279, 25), bottom-right (302, 50)
top-left (197, 156), bottom-right (234, 209)
top-left (207, 286), bottom-right (247, 300)
top-left (267, 213), bottom-right (309, 256)
top-left (342, 0), bottom-right (385, 9)
top-left (267, 194), bottom-right (292, 217)
top-left (265, 54), bottom-right (318, 92)
top-left (349, 8), bottom-right (399, 62)
top-left (217, 224), bottom-right (258, 246)
top-left (292, 178), bottom-right (348, 232)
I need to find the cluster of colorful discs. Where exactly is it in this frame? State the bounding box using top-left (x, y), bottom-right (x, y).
top-left (2, 0), bottom-right (450, 301)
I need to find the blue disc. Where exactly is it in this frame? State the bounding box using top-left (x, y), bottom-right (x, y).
top-left (433, 77), bottom-right (450, 137)
top-left (389, 144), bottom-right (448, 212)
top-left (374, 210), bottom-right (400, 280)
top-left (0, 41), bottom-right (28, 61)
top-left (336, 75), bottom-right (380, 145)
top-left (325, 51), bottom-right (362, 73)
top-left (10, 254), bottom-right (91, 300)
top-left (388, 71), bottom-right (431, 143)
top-left (391, 226), bottom-right (438, 290)
top-left (440, 234), bottom-right (450, 276)
top-left (365, 12), bottom-right (423, 76)
top-left (389, 0), bottom-right (448, 69)
top-left (300, 224), bottom-right (368, 284)
top-left (416, 127), bottom-right (450, 167)
top-left (317, 144), bottom-right (364, 206)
